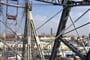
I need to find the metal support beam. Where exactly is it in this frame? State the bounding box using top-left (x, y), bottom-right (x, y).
top-left (22, 2), bottom-right (28, 60)
top-left (0, 1), bottom-right (25, 8)
top-left (22, 2), bottom-right (45, 60)
top-left (36, 0), bottom-right (90, 6)
top-left (49, 6), bottom-right (71, 60)
top-left (59, 37), bottom-right (85, 60)
top-left (22, 2), bottom-right (33, 60)
top-left (85, 49), bottom-right (90, 60)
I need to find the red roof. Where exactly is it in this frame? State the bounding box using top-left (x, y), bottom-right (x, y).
top-left (5, 34), bottom-right (16, 39)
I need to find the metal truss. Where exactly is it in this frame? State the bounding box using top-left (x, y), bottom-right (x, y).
top-left (36, 0), bottom-right (90, 60)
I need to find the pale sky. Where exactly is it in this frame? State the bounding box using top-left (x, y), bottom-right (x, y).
top-left (32, 0), bottom-right (90, 36)
top-left (0, 0), bottom-right (90, 36)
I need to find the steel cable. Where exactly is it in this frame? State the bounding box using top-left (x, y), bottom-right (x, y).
top-left (65, 8), bottom-right (90, 31)
top-left (69, 15), bottom-right (88, 54)
top-left (65, 22), bottom-right (89, 35)
top-left (36, 9), bottom-right (63, 30)
top-left (42, 8), bottom-right (90, 53)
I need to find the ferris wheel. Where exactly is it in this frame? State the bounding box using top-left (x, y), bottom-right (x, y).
top-left (33, 0), bottom-right (90, 60)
